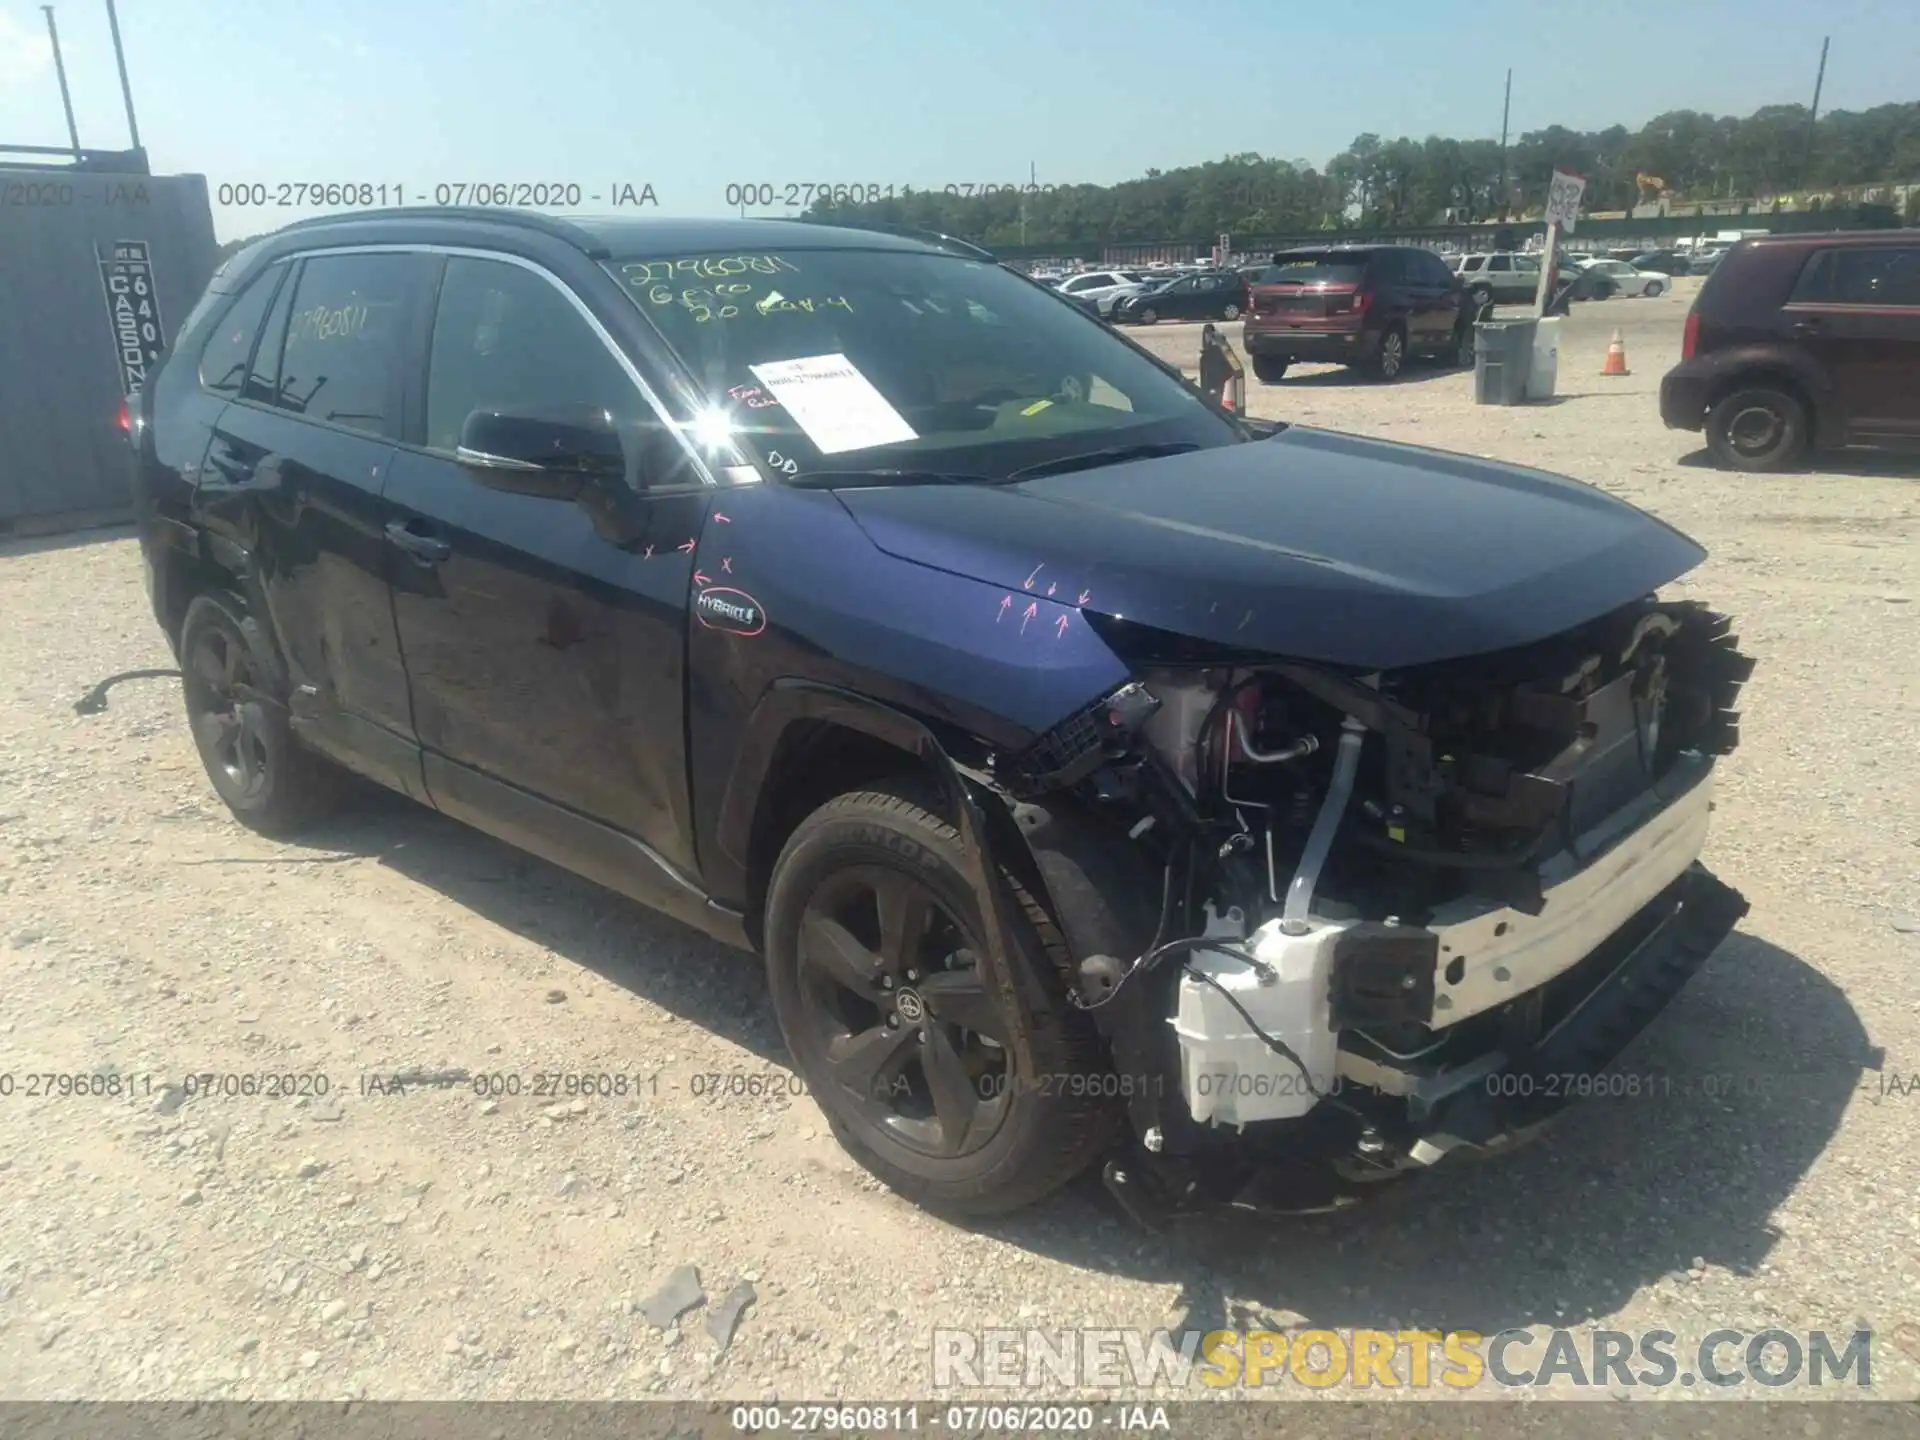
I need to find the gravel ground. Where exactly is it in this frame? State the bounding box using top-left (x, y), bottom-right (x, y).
top-left (2, 282), bottom-right (1917, 1409)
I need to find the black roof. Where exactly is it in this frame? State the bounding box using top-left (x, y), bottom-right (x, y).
top-left (270, 208), bottom-right (958, 260)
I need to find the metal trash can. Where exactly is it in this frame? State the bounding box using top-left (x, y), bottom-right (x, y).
top-left (1473, 318), bottom-right (1538, 406)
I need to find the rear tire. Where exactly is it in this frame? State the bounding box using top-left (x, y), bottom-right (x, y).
top-left (763, 785), bottom-right (1117, 1216)
top-left (1705, 386), bottom-right (1809, 472)
top-left (1645, 280), bottom-right (1665, 298)
top-left (1221, 303), bottom-right (1241, 321)
top-left (1135, 308), bottom-right (1158, 325)
top-left (178, 592), bottom-right (344, 838)
top-left (1366, 324), bottom-right (1407, 380)
top-left (1251, 356), bottom-right (1289, 383)
top-left (1468, 284), bottom-right (1494, 314)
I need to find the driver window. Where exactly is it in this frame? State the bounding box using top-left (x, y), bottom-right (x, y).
top-left (426, 257), bottom-right (643, 453)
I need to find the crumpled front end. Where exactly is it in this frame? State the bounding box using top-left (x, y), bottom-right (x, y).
top-left (990, 595), bottom-right (1756, 1221)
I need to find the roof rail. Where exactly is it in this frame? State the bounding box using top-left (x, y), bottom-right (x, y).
top-left (271, 206), bottom-right (612, 258)
top-left (798, 217), bottom-right (998, 262)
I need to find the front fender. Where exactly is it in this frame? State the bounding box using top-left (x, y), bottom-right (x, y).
top-left (716, 678), bottom-right (1036, 1044)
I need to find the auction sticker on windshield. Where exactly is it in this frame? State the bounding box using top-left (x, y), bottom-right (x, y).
top-left (748, 353), bottom-right (917, 455)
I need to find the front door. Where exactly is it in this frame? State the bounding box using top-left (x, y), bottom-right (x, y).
top-left (1784, 243), bottom-right (1920, 443)
top-left (382, 252), bottom-right (712, 888)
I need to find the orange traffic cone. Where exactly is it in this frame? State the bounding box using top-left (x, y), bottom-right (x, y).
top-left (1602, 329), bottom-right (1630, 376)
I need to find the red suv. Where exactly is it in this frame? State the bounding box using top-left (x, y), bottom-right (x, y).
top-left (1659, 230), bottom-right (1920, 470)
top-left (1241, 246), bottom-right (1472, 383)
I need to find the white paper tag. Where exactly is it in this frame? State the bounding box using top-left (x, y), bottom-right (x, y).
top-left (747, 353), bottom-right (917, 455)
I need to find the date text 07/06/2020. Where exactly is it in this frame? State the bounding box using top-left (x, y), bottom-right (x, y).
top-left (213, 182), bottom-right (658, 210)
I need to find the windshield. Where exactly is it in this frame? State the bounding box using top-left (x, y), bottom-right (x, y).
top-left (605, 246), bottom-right (1239, 482)
top-left (1257, 256), bottom-right (1367, 285)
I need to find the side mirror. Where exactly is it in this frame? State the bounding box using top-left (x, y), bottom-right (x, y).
top-left (456, 406), bottom-right (627, 499)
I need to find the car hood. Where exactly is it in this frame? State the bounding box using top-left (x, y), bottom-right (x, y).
top-left (833, 425), bottom-right (1707, 671)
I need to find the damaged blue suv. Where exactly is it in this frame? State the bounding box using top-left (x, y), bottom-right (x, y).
top-left (130, 211), bottom-right (1755, 1222)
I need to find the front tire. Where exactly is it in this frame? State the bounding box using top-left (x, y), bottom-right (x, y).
top-left (1221, 303), bottom-right (1241, 321)
top-left (1706, 386), bottom-right (1809, 472)
top-left (1645, 280), bottom-right (1665, 297)
top-left (178, 592), bottom-right (343, 838)
top-left (764, 786), bottom-right (1116, 1216)
top-left (1134, 307), bottom-right (1158, 325)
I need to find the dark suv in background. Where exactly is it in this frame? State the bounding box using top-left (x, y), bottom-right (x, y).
top-left (1241, 246), bottom-right (1471, 382)
top-left (1660, 230), bottom-right (1920, 470)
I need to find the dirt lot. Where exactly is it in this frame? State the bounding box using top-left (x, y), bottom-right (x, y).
top-left (2, 281), bottom-right (1918, 1407)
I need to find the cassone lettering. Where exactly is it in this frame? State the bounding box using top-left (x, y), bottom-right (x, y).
top-left (94, 239), bottom-right (167, 397)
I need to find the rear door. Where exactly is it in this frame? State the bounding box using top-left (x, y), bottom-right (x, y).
top-left (1157, 276), bottom-right (1202, 319)
top-left (1784, 244), bottom-right (1920, 442)
top-left (1400, 250), bottom-right (1452, 347)
top-left (195, 249), bottom-right (434, 800)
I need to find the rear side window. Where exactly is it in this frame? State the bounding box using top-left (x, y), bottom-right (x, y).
top-left (1259, 255), bottom-right (1367, 285)
top-left (1791, 246), bottom-right (1920, 307)
top-left (197, 270), bottom-right (280, 396)
top-left (273, 253), bottom-right (424, 438)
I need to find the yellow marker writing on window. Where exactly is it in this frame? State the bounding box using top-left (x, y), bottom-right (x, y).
top-left (1021, 399), bottom-right (1053, 416)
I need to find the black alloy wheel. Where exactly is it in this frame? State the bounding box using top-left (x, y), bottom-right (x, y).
top-left (794, 863), bottom-right (1012, 1160)
top-left (763, 787), bottom-right (1118, 1215)
top-left (185, 620), bottom-right (272, 804)
top-left (177, 592), bottom-right (340, 836)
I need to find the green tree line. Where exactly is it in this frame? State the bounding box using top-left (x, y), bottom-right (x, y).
top-left (800, 99), bottom-right (1920, 247)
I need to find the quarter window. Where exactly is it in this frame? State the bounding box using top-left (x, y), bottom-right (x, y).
top-left (244, 262), bottom-right (298, 407)
top-left (196, 269), bottom-right (280, 396)
top-left (273, 253), bottom-right (422, 437)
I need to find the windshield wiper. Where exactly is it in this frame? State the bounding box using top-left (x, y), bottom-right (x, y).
top-left (1004, 442), bottom-right (1201, 482)
top-left (785, 468), bottom-right (994, 490)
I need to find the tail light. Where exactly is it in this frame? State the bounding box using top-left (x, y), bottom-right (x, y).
top-left (1682, 311), bottom-right (1700, 361)
top-left (1351, 287), bottom-right (1372, 314)
top-left (117, 400), bottom-right (131, 434)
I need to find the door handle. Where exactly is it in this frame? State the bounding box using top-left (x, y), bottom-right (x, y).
top-left (204, 446), bottom-right (254, 485)
top-left (1791, 318), bottom-right (1821, 336)
top-left (385, 520), bottom-right (451, 563)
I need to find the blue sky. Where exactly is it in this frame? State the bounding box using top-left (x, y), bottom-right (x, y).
top-left (2, 0), bottom-right (1914, 241)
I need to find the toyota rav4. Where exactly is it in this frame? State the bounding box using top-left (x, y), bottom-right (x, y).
top-left (130, 211), bottom-right (1755, 1222)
